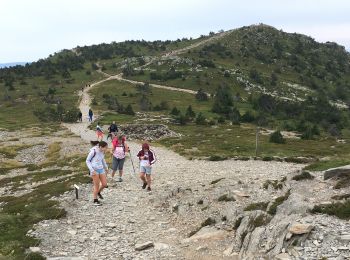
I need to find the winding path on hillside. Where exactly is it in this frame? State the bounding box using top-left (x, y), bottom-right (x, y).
top-left (34, 44), bottom-right (305, 259)
top-left (90, 30), bottom-right (234, 96)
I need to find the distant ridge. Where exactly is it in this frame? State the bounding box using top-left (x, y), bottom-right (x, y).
top-left (0, 62), bottom-right (29, 68)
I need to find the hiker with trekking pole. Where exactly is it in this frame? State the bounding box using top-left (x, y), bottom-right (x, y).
top-left (111, 134), bottom-right (129, 183)
top-left (86, 141), bottom-right (109, 206)
top-left (137, 143), bottom-right (156, 192)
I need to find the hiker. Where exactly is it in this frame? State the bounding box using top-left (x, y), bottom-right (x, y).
top-left (137, 143), bottom-right (156, 191)
top-left (86, 141), bottom-right (109, 206)
top-left (111, 135), bottom-right (129, 182)
top-left (88, 109), bottom-right (93, 122)
top-left (96, 122), bottom-right (104, 141)
top-left (107, 121), bottom-right (118, 140)
top-left (78, 111), bottom-right (83, 122)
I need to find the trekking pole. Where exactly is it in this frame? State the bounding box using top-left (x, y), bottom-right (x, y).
top-left (129, 151), bottom-right (137, 176)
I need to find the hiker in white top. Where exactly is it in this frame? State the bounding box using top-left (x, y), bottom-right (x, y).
top-left (86, 141), bottom-right (109, 206)
top-left (111, 135), bottom-right (129, 182)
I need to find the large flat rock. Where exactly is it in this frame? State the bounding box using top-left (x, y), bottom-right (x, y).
top-left (324, 165), bottom-right (350, 180)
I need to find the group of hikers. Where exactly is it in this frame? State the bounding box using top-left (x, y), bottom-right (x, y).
top-left (77, 108), bottom-right (94, 122)
top-left (86, 121), bottom-right (156, 206)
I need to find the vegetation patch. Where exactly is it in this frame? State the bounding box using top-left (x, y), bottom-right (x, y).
top-left (312, 201), bottom-right (350, 220)
top-left (0, 173), bottom-right (90, 259)
top-left (267, 190), bottom-right (291, 215)
top-left (0, 160), bottom-right (25, 175)
top-left (201, 217), bottom-right (216, 227)
top-left (305, 159), bottom-right (350, 171)
top-left (263, 177), bottom-right (287, 190)
top-left (244, 201), bottom-right (269, 211)
top-left (334, 177), bottom-right (350, 189)
top-left (292, 171), bottom-right (315, 181)
top-left (249, 213), bottom-right (271, 228)
top-left (41, 142), bottom-right (61, 167)
top-left (0, 144), bottom-right (32, 159)
top-left (208, 155), bottom-right (227, 161)
top-left (217, 194), bottom-right (235, 202)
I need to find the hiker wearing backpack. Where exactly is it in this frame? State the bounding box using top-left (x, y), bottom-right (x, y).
top-left (107, 121), bottom-right (118, 140)
top-left (88, 109), bottom-right (93, 122)
top-left (96, 122), bottom-right (104, 141)
top-left (111, 135), bottom-right (129, 182)
top-left (86, 141), bottom-right (109, 206)
top-left (137, 143), bottom-right (156, 192)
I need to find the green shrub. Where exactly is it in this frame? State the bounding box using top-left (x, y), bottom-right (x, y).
top-left (195, 113), bottom-right (207, 125)
top-left (244, 202), bottom-right (269, 211)
top-left (208, 155), bottom-right (227, 161)
top-left (269, 130), bottom-right (286, 144)
top-left (170, 106), bottom-right (180, 116)
top-left (312, 201), bottom-right (350, 220)
top-left (195, 88), bottom-right (208, 101)
top-left (292, 171), bottom-right (315, 181)
top-left (241, 110), bottom-right (256, 123)
top-left (218, 194), bottom-right (235, 202)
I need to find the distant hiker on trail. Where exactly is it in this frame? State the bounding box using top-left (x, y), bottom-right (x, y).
top-left (88, 109), bottom-right (93, 122)
top-left (137, 143), bottom-right (156, 192)
top-left (86, 141), bottom-right (109, 206)
top-left (111, 135), bottom-right (129, 182)
top-left (107, 121), bottom-right (118, 140)
top-left (96, 122), bottom-right (104, 141)
top-left (78, 111), bottom-right (82, 122)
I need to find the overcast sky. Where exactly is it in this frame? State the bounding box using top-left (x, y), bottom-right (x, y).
top-left (0, 0), bottom-right (349, 63)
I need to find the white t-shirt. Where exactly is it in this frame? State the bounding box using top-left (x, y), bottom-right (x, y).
top-left (140, 153), bottom-right (150, 167)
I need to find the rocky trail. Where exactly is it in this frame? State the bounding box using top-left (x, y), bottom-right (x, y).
top-left (20, 57), bottom-right (350, 260)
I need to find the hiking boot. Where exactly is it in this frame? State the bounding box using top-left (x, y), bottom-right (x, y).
top-left (147, 187), bottom-right (152, 192)
top-left (93, 199), bottom-right (102, 206)
top-left (117, 177), bottom-right (123, 182)
top-left (142, 183), bottom-right (147, 189)
top-left (98, 192), bottom-right (104, 200)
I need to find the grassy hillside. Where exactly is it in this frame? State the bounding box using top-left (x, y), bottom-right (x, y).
top-left (0, 24), bottom-right (349, 162)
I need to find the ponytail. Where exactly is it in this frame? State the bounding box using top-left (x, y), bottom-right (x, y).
top-left (90, 140), bottom-right (99, 146)
top-left (99, 141), bottom-right (108, 148)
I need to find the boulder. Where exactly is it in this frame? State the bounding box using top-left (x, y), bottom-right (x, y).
top-left (288, 224), bottom-right (313, 235)
top-left (29, 247), bottom-right (41, 253)
top-left (324, 165), bottom-right (350, 180)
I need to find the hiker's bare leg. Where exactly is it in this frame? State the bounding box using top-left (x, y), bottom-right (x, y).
top-left (119, 169), bottom-right (123, 178)
top-left (140, 172), bottom-right (146, 183)
top-left (98, 174), bottom-right (107, 193)
top-left (91, 173), bottom-right (99, 199)
top-left (146, 174), bottom-right (151, 188)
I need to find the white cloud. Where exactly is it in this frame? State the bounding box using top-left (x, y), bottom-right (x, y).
top-left (0, 0), bottom-right (349, 61)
